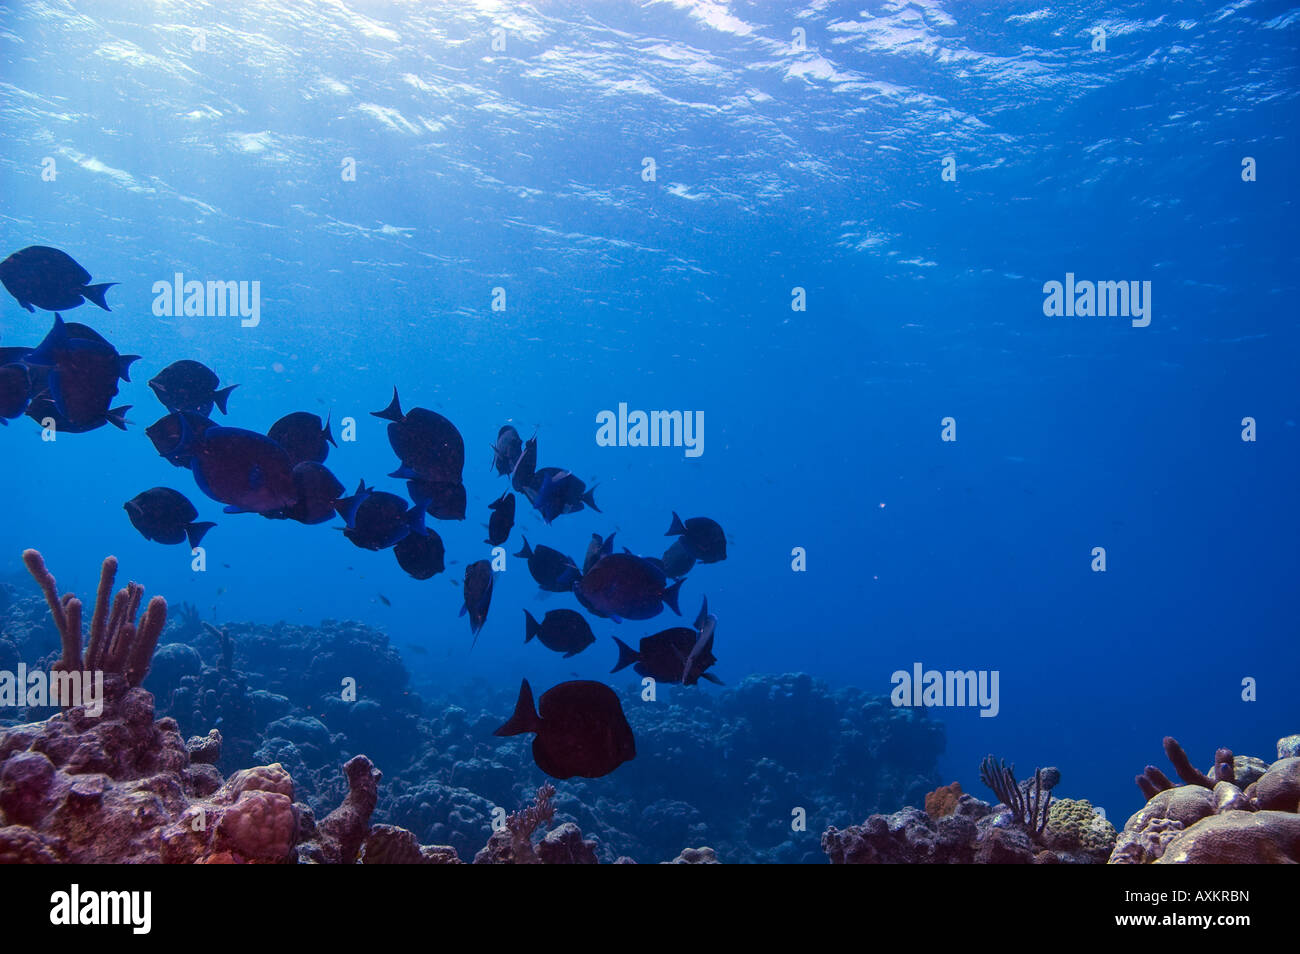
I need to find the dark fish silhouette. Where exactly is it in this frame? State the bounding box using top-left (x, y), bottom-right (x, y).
top-left (510, 433), bottom-right (537, 492)
top-left (124, 487), bottom-right (215, 548)
top-left (0, 352), bottom-right (32, 423)
top-left (25, 315), bottom-right (138, 426)
top-left (526, 467), bottom-right (600, 524)
top-left (494, 679), bottom-right (636, 780)
top-left (490, 424), bottom-right (523, 476)
top-left (395, 529), bottom-right (446, 580)
top-left (524, 609), bottom-right (595, 658)
top-left (583, 532), bottom-right (619, 575)
top-left (335, 480), bottom-right (425, 550)
top-left (0, 246), bottom-right (116, 312)
top-left (25, 393), bottom-right (130, 432)
top-left (149, 360), bottom-right (237, 416)
top-left (661, 538), bottom-right (697, 578)
top-left (146, 411), bottom-right (217, 466)
top-left (574, 552), bottom-right (683, 622)
top-left (372, 389), bottom-right (465, 485)
top-left (515, 537), bottom-right (580, 592)
top-left (407, 478), bottom-right (466, 521)
top-left (266, 461), bottom-right (343, 525)
top-left (666, 512), bottom-right (727, 563)
top-left (461, 559), bottom-right (494, 640)
top-left (611, 598), bottom-right (719, 685)
top-left (268, 411), bottom-right (335, 466)
top-left (485, 491), bottom-right (515, 545)
top-left (178, 423), bottom-right (298, 514)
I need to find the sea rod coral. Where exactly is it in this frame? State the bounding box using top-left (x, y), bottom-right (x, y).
top-left (21, 548), bottom-right (167, 688)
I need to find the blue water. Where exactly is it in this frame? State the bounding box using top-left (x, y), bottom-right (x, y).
top-left (1, 0), bottom-right (1297, 830)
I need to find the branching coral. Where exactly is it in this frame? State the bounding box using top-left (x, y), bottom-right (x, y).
top-left (473, 783), bottom-right (556, 864)
top-left (21, 549), bottom-right (167, 689)
top-left (1136, 737), bottom-right (1234, 800)
top-left (979, 755), bottom-right (1052, 837)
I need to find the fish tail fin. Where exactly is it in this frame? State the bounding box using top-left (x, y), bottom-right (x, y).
top-left (186, 521), bottom-right (216, 549)
top-left (514, 537), bottom-right (532, 560)
top-left (611, 637), bottom-right (639, 673)
top-left (323, 413), bottom-right (336, 447)
top-left (406, 506), bottom-right (427, 537)
top-left (494, 679), bottom-right (541, 736)
top-left (118, 355), bottom-right (141, 382)
top-left (371, 387), bottom-right (403, 422)
top-left (523, 610), bottom-right (540, 642)
top-left (105, 405), bottom-right (131, 431)
top-left (583, 484), bottom-right (601, 513)
top-left (389, 464), bottom-right (418, 480)
top-left (663, 578), bottom-right (684, 616)
top-left (667, 512), bottom-right (686, 536)
top-left (83, 282), bottom-right (116, 311)
top-left (213, 384), bottom-right (237, 415)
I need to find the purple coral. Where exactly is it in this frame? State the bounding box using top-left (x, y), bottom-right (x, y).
top-left (1135, 737), bottom-right (1235, 801)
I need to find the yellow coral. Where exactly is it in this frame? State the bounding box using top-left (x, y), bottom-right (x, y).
top-left (1047, 798), bottom-right (1117, 853)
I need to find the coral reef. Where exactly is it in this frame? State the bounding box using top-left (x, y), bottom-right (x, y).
top-left (826, 763), bottom-right (1105, 864)
top-left (7, 550), bottom-right (1291, 865)
top-left (1110, 736), bottom-right (1300, 864)
top-left (5, 566), bottom-right (946, 863)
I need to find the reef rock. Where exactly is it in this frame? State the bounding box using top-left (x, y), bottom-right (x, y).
top-left (665, 846), bottom-right (719, 864)
top-left (1155, 811), bottom-right (1300, 864)
top-left (0, 673), bottom-right (380, 864)
top-left (1252, 757), bottom-right (1300, 812)
top-left (360, 824), bottom-right (461, 864)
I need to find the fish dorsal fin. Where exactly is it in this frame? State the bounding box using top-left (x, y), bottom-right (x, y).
top-left (694, 596), bottom-right (709, 631)
top-left (371, 388), bottom-right (404, 423)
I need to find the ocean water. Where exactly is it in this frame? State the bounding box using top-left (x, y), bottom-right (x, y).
top-left (1, 0), bottom-right (1297, 852)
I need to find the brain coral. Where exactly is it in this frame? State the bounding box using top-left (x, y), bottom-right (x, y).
top-left (1046, 798), bottom-right (1117, 854)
